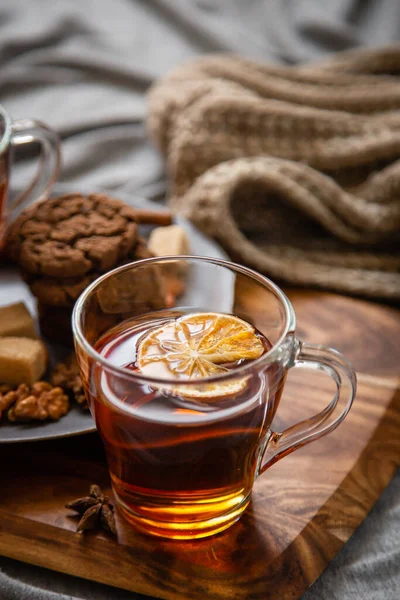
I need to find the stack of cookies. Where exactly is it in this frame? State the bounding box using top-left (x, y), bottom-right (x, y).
top-left (6, 193), bottom-right (167, 345)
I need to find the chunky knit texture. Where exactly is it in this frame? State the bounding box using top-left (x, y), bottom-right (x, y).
top-left (147, 46), bottom-right (400, 299)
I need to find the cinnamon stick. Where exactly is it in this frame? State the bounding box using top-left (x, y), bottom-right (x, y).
top-left (133, 209), bottom-right (172, 226)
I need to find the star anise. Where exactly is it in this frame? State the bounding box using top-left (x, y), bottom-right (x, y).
top-left (66, 484), bottom-right (117, 535)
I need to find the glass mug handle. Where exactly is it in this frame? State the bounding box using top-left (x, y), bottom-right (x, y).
top-left (8, 118), bottom-right (61, 212)
top-left (260, 341), bottom-right (357, 473)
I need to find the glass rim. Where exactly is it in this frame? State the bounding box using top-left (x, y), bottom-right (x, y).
top-left (0, 105), bottom-right (12, 155)
top-left (72, 255), bottom-right (296, 386)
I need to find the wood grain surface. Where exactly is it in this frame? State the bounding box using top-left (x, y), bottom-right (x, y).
top-left (0, 289), bottom-right (399, 600)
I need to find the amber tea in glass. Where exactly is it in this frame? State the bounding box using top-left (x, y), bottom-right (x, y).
top-left (73, 257), bottom-right (356, 540)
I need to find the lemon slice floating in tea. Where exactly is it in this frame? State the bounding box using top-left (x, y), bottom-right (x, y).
top-left (137, 312), bottom-right (264, 398)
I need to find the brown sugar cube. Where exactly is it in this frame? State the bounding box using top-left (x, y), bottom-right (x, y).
top-left (0, 302), bottom-right (37, 339)
top-left (148, 225), bottom-right (190, 269)
top-left (0, 337), bottom-right (47, 386)
top-left (148, 225), bottom-right (190, 275)
top-left (148, 225), bottom-right (190, 304)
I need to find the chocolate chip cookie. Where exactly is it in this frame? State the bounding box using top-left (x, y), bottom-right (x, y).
top-left (37, 303), bottom-right (74, 346)
top-left (7, 193), bottom-right (170, 344)
top-left (7, 193), bottom-right (139, 279)
top-left (7, 193), bottom-right (165, 307)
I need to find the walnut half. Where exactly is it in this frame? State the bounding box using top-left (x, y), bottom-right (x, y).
top-left (51, 353), bottom-right (88, 409)
top-left (7, 381), bottom-right (69, 422)
top-left (0, 386), bottom-right (19, 420)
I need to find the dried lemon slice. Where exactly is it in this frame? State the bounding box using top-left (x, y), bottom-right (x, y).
top-left (137, 312), bottom-right (264, 398)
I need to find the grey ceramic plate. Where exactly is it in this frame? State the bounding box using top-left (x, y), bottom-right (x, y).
top-left (0, 194), bottom-right (227, 443)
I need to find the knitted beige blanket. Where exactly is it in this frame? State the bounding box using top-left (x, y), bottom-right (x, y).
top-left (147, 46), bottom-right (400, 300)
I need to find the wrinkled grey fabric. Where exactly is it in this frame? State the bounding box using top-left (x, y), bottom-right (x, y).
top-left (0, 0), bottom-right (399, 598)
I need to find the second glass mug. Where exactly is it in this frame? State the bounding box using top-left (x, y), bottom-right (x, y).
top-left (0, 103), bottom-right (61, 249)
top-left (73, 256), bottom-right (356, 540)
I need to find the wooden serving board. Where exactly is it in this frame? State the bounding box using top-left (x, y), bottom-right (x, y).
top-left (0, 289), bottom-right (399, 600)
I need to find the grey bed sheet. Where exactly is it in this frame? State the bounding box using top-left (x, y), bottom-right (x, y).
top-left (0, 0), bottom-right (399, 598)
